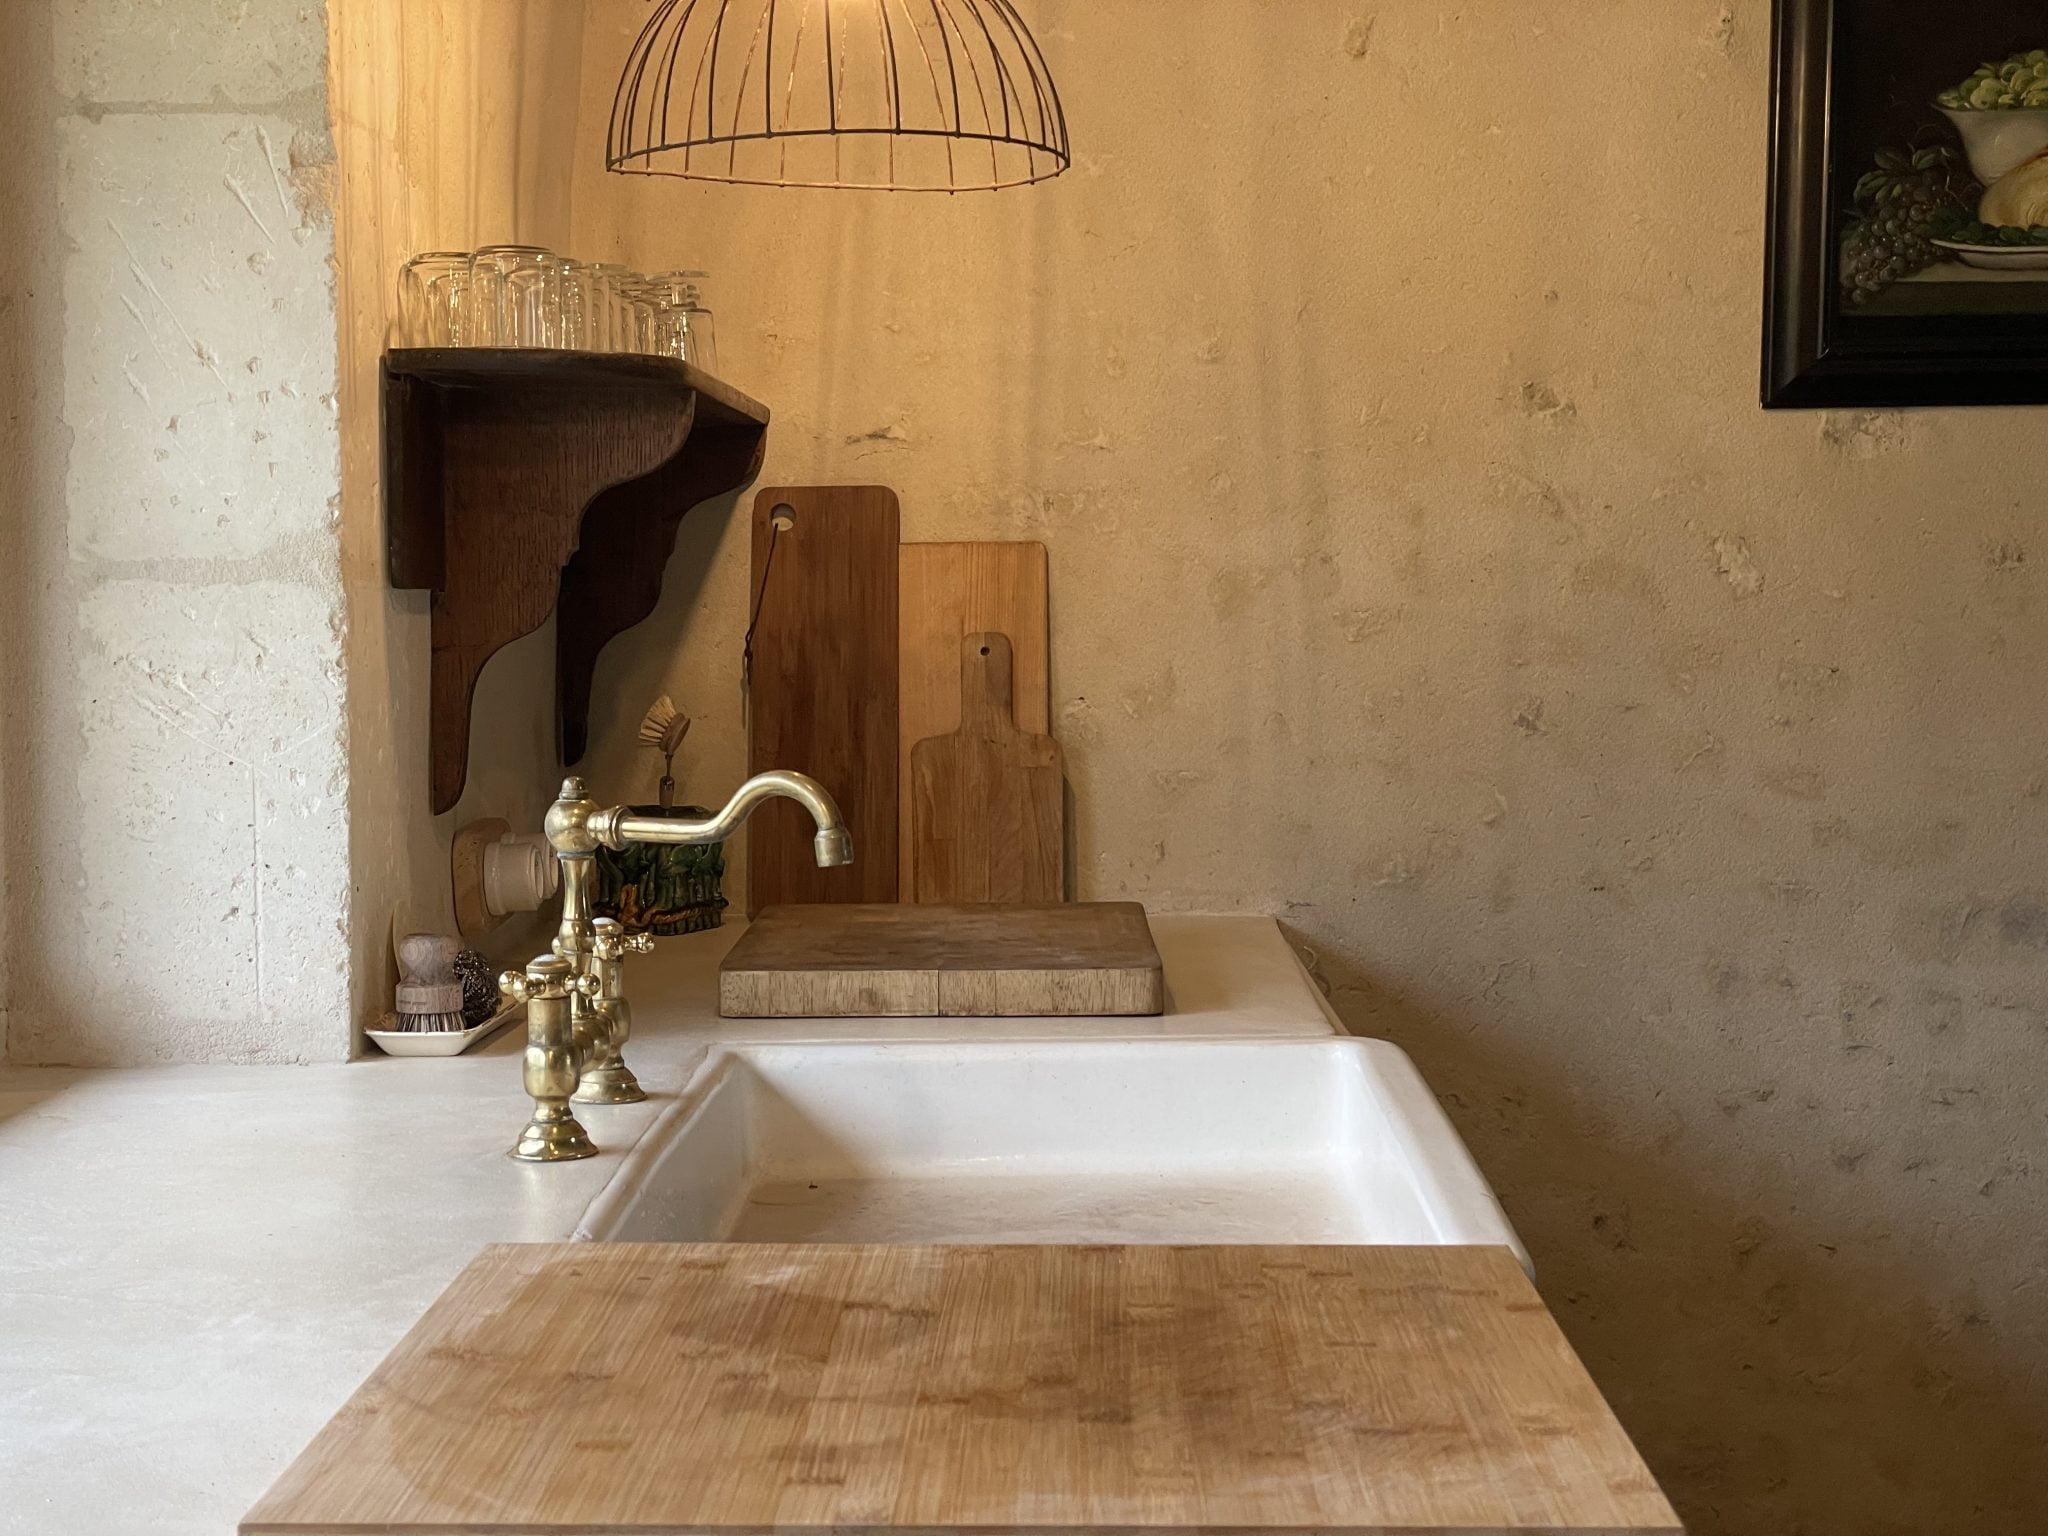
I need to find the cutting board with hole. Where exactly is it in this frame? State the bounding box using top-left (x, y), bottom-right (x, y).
top-left (909, 632), bottom-right (1064, 904)
top-left (745, 486), bottom-right (899, 915)
top-left (898, 542), bottom-right (1049, 894)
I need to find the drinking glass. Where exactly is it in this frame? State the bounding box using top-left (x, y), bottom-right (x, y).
top-left (587, 264), bottom-right (637, 353)
top-left (396, 252), bottom-right (471, 346)
top-left (556, 258), bottom-right (601, 351)
top-left (681, 300), bottom-right (717, 372)
top-left (621, 278), bottom-right (662, 355)
top-left (648, 271), bottom-right (716, 369)
top-left (643, 272), bottom-right (689, 360)
top-left (470, 244), bottom-right (558, 347)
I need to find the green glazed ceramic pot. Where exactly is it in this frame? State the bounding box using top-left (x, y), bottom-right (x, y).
top-left (592, 805), bottom-right (727, 937)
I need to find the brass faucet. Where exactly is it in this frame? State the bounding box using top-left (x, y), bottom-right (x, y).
top-left (502, 772), bottom-right (853, 1162)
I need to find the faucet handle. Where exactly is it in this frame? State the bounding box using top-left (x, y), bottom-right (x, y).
top-left (498, 963), bottom-right (547, 1005)
top-left (500, 954), bottom-right (597, 1004)
top-left (591, 917), bottom-right (655, 962)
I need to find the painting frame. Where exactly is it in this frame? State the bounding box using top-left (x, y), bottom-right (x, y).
top-left (1764, 0), bottom-right (2048, 407)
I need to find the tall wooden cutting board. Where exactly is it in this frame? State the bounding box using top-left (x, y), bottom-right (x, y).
top-left (898, 542), bottom-right (1049, 894)
top-left (745, 487), bottom-right (899, 915)
top-left (910, 633), bottom-right (1064, 904)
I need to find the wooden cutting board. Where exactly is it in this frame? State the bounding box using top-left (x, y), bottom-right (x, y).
top-left (909, 632), bottom-right (1064, 904)
top-left (242, 1243), bottom-right (1682, 1536)
top-left (898, 541), bottom-right (1049, 894)
top-left (719, 901), bottom-right (1164, 1017)
top-left (745, 486), bottom-right (899, 915)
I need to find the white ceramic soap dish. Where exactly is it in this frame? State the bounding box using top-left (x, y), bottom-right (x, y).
top-left (365, 1002), bottom-right (522, 1058)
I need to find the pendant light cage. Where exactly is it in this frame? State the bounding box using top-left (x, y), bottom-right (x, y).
top-left (607, 0), bottom-right (1070, 192)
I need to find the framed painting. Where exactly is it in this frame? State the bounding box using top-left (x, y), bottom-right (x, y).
top-left (1764, 0), bottom-right (2048, 406)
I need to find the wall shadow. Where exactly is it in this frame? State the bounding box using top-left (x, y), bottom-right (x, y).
top-left (1288, 923), bottom-right (2048, 1536)
top-left (0, 0), bottom-right (59, 1064)
top-left (0, 1070), bottom-right (80, 1128)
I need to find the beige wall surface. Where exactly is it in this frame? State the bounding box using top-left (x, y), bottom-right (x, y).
top-left (1, 0), bottom-right (352, 1063)
top-left (12, 0), bottom-right (2037, 1527)
top-left (557, 2), bottom-right (2048, 1532)
top-left (328, 0), bottom-right (591, 1037)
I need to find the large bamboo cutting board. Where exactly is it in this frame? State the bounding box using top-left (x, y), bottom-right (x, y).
top-left (718, 901), bottom-right (1163, 1017)
top-left (242, 1243), bottom-right (1682, 1536)
top-left (909, 633), bottom-right (1064, 904)
top-left (745, 486), bottom-right (899, 915)
top-left (898, 541), bottom-right (1050, 895)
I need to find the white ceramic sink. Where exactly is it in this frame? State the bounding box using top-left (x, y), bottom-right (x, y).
top-left (575, 1038), bottom-right (1527, 1270)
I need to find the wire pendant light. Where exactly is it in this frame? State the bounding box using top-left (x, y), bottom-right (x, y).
top-left (607, 0), bottom-right (1070, 192)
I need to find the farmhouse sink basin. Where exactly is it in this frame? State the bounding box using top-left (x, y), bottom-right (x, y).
top-left (575, 1039), bottom-right (1529, 1270)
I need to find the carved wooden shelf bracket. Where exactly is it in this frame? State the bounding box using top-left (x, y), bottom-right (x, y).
top-left (384, 348), bottom-right (769, 814)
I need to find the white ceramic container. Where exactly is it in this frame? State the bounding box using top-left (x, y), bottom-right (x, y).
top-left (364, 1003), bottom-right (520, 1057)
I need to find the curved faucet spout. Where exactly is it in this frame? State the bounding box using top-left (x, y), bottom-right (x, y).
top-left (591, 771), bottom-right (853, 868)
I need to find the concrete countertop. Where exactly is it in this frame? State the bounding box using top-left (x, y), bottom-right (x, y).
top-left (0, 915), bottom-right (1334, 1536)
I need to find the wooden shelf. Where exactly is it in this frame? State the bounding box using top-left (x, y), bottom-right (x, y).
top-left (384, 349), bottom-right (769, 813)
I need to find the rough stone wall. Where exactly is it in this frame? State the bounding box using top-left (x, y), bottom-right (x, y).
top-left (0, 0), bottom-right (351, 1063)
top-left (567, 2), bottom-right (2048, 1531)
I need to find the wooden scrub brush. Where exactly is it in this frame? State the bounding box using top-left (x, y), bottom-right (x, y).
top-left (393, 933), bottom-right (467, 1033)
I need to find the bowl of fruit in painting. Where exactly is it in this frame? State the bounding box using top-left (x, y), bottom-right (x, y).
top-left (1931, 50), bottom-right (2048, 269)
top-left (1939, 108), bottom-right (2048, 187)
top-left (1938, 50), bottom-right (2048, 185)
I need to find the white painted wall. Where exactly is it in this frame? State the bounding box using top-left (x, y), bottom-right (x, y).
top-left (0, 0), bottom-right (351, 1063)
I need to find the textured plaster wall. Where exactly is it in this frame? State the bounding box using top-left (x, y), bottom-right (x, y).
top-left (0, 0), bottom-right (352, 1063)
top-left (563, 2), bottom-right (2048, 1531)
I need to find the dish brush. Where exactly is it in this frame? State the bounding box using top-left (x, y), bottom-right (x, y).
top-left (394, 933), bottom-right (467, 1033)
top-left (638, 694), bottom-right (691, 810)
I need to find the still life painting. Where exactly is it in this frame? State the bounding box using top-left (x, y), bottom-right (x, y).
top-left (1840, 48), bottom-right (2048, 311)
top-left (1765, 1), bottom-right (2048, 405)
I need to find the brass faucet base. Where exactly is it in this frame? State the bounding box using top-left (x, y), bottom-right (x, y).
top-left (512, 1109), bottom-right (597, 1162)
top-left (573, 1062), bottom-right (646, 1105)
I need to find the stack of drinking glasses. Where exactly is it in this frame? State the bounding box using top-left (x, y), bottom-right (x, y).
top-left (395, 247), bottom-right (718, 372)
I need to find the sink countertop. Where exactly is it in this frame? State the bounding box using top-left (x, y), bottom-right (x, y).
top-left (0, 916), bottom-right (1335, 1536)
